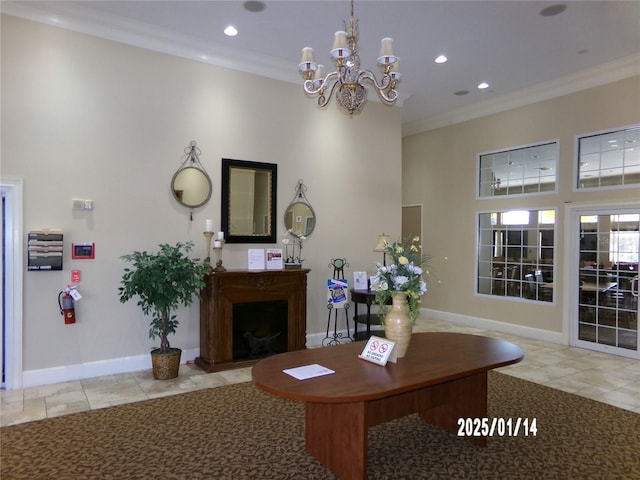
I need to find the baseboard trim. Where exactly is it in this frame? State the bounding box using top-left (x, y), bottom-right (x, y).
top-left (21, 312), bottom-right (567, 388)
top-left (422, 308), bottom-right (568, 345)
top-left (21, 348), bottom-right (200, 389)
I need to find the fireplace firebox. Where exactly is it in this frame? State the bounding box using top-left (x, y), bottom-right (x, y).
top-left (196, 269), bottom-right (309, 372)
top-left (232, 300), bottom-right (288, 360)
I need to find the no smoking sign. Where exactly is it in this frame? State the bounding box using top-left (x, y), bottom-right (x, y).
top-left (358, 336), bottom-right (397, 366)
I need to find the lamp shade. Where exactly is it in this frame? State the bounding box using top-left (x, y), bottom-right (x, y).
top-left (373, 234), bottom-right (391, 252)
top-left (312, 64), bottom-right (326, 89)
top-left (389, 60), bottom-right (403, 81)
top-left (330, 31), bottom-right (351, 58)
top-left (314, 64), bottom-right (325, 80)
top-left (377, 37), bottom-right (398, 65)
top-left (300, 47), bottom-right (315, 63)
top-left (299, 47), bottom-right (318, 73)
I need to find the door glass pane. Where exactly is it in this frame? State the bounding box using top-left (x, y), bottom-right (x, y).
top-left (578, 214), bottom-right (639, 350)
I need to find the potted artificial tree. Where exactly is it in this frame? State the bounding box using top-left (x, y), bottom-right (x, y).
top-left (118, 241), bottom-right (211, 380)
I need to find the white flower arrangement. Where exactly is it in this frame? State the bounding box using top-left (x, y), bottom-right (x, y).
top-left (370, 236), bottom-right (428, 323)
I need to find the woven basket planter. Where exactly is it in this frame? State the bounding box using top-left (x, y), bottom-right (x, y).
top-left (151, 348), bottom-right (181, 380)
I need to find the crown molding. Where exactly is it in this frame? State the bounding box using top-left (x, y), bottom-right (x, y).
top-left (0, 1), bottom-right (299, 82)
top-left (402, 53), bottom-right (640, 137)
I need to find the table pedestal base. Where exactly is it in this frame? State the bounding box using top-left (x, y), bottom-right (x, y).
top-left (305, 372), bottom-right (488, 480)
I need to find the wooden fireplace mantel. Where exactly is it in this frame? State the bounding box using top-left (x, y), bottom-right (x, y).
top-left (195, 269), bottom-right (310, 372)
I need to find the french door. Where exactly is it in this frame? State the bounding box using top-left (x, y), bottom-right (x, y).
top-left (572, 206), bottom-right (639, 358)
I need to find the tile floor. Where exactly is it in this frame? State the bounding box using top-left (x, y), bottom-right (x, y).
top-left (2, 318), bottom-right (639, 427)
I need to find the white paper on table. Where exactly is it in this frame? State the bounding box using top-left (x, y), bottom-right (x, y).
top-left (283, 364), bottom-right (335, 380)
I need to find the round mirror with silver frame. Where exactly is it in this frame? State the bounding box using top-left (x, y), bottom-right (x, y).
top-left (171, 141), bottom-right (212, 210)
top-left (284, 179), bottom-right (316, 237)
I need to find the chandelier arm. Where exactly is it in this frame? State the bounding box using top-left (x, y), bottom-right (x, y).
top-left (320, 78), bottom-right (343, 108)
top-left (303, 71), bottom-right (340, 96)
top-left (357, 69), bottom-right (390, 91)
top-left (358, 71), bottom-right (399, 104)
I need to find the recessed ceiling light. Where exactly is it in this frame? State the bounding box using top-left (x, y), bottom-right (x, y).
top-left (435, 55), bottom-right (448, 64)
top-left (477, 82), bottom-right (490, 90)
top-left (540, 4), bottom-right (567, 17)
top-left (224, 25), bottom-right (238, 37)
top-left (244, 1), bottom-right (266, 13)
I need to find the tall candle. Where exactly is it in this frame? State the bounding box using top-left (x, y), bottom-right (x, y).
top-left (214, 240), bottom-right (222, 248)
top-left (217, 231), bottom-right (224, 240)
top-left (205, 219), bottom-right (214, 232)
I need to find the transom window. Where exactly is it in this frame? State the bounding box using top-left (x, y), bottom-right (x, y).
top-left (478, 209), bottom-right (556, 302)
top-left (577, 125), bottom-right (640, 190)
top-left (478, 141), bottom-right (558, 198)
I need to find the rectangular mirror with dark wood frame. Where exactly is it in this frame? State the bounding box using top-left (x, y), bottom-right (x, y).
top-left (221, 158), bottom-right (277, 244)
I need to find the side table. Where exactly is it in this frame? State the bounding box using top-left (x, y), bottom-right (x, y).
top-left (349, 288), bottom-right (387, 341)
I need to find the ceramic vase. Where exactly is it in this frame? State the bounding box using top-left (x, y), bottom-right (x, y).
top-left (384, 292), bottom-right (413, 358)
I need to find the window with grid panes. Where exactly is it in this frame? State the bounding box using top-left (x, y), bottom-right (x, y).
top-left (478, 209), bottom-right (556, 302)
top-left (577, 125), bottom-right (640, 190)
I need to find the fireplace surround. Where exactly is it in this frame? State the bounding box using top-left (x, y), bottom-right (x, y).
top-left (195, 269), bottom-right (309, 372)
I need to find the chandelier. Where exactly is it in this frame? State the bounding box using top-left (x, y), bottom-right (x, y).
top-left (298, 0), bottom-right (401, 115)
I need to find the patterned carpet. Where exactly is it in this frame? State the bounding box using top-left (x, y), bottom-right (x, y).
top-left (1, 372), bottom-right (639, 480)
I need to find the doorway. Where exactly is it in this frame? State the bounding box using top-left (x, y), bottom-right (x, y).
top-left (1, 179), bottom-right (23, 390)
top-left (571, 205), bottom-right (639, 358)
top-left (402, 205), bottom-right (422, 245)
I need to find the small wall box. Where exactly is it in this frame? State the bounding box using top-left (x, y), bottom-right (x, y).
top-left (72, 243), bottom-right (95, 260)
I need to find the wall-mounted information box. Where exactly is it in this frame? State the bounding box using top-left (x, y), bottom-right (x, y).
top-left (28, 230), bottom-right (63, 271)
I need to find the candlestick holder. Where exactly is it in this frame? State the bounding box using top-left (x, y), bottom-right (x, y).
top-left (203, 231), bottom-right (214, 261)
top-left (212, 238), bottom-right (226, 272)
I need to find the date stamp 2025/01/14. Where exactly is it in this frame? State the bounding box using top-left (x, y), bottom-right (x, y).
top-left (457, 417), bottom-right (537, 437)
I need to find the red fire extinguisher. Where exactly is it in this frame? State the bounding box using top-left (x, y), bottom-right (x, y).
top-left (58, 289), bottom-right (76, 324)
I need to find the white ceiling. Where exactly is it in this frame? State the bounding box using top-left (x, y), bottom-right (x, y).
top-left (2, 1), bottom-right (639, 135)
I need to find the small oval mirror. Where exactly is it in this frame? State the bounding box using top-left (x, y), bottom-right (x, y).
top-left (284, 180), bottom-right (316, 237)
top-left (284, 201), bottom-right (316, 236)
top-left (171, 166), bottom-right (212, 208)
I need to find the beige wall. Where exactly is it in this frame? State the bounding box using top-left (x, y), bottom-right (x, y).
top-left (1, 15), bottom-right (402, 377)
top-left (403, 76), bottom-right (640, 333)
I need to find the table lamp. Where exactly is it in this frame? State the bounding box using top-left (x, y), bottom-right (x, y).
top-left (373, 234), bottom-right (390, 266)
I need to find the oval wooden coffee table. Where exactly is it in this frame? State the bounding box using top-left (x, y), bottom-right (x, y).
top-left (252, 332), bottom-right (523, 480)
